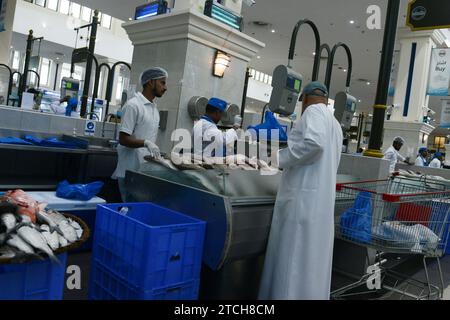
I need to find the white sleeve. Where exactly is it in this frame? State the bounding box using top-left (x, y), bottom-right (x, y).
top-left (383, 149), bottom-right (395, 162)
top-left (224, 129), bottom-right (238, 145)
top-left (204, 125), bottom-right (224, 149)
top-left (397, 152), bottom-right (406, 162)
top-left (278, 107), bottom-right (326, 170)
top-left (120, 102), bottom-right (139, 136)
top-left (414, 157), bottom-right (422, 166)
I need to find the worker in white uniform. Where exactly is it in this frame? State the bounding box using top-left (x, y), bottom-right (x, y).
top-left (383, 137), bottom-right (411, 173)
top-left (112, 67), bottom-right (168, 202)
top-left (193, 97), bottom-right (239, 159)
top-left (258, 81), bottom-right (343, 300)
top-left (429, 152), bottom-right (444, 169)
top-left (414, 147), bottom-right (429, 167)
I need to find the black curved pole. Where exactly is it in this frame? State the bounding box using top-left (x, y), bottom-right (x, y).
top-left (97, 63), bottom-right (111, 121)
top-left (288, 19), bottom-right (321, 81)
top-left (26, 70), bottom-right (41, 89)
top-left (107, 61), bottom-right (132, 102)
top-left (105, 62), bottom-right (131, 121)
top-left (71, 50), bottom-right (99, 119)
top-left (0, 64), bottom-right (13, 106)
top-left (324, 42), bottom-right (353, 93)
top-left (316, 44), bottom-right (331, 82)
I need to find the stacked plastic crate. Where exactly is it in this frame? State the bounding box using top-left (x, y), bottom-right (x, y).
top-left (89, 203), bottom-right (206, 300)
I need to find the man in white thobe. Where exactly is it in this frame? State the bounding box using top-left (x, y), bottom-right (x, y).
top-left (259, 81), bottom-right (343, 300)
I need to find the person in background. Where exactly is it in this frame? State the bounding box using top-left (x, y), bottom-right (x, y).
top-left (112, 67), bottom-right (168, 202)
top-left (383, 137), bottom-right (411, 173)
top-left (415, 147), bottom-right (429, 167)
top-left (258, 82), bottom-right (343, 300)
top-left (50, 95), bottom-right (78, 116)
top-left (429, 152), bottom-right (444, 169)
top-left (192, 97), bottom-right (240, 159)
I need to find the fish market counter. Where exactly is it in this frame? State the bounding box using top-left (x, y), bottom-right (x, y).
top-left (0, 128), bottom-right (118, 191)
top-left (126, 162), bottom-right (281, 271)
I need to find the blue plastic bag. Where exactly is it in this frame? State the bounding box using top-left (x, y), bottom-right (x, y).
top-left (56, 180), bottom-right (104, 201)
top-left (23, 135), bottom-right (80, 149)
top-left (0, 137), bottom-right (33, 145)
top-left (340, 191), bottom-right (373, 244)
top-left (247, 111), bottom-right (288, 142)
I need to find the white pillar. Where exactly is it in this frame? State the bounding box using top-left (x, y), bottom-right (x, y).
top-left (383, 28), bottom-right (447, 156)
top-left (391, 28), bottom-right (447, 122)
top-left (123, 9), bottom-right (264, 153)
top-left (0, 0), bottom-right (17, 64)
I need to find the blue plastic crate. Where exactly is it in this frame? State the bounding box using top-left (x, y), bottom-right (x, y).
top-left (92, 203), bottom-right (206, 291)
top-left (0, 253), bottom-right (67, 300)
top-left (89, 262), bottom-right (199, 300)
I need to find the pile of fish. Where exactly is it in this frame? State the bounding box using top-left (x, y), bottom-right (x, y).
top-left (0, 190), bottom-right (84, 264)
top-left (162, 152), bottom-right (279, 174)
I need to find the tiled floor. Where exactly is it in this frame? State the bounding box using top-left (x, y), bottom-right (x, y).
top-left (65, 252), bottom-right (450, 300)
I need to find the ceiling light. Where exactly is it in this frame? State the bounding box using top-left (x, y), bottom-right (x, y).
top-left (358, 99), bottom-right (362, 103)
top-left (350, 20), bottom-right (355, 24)
top-left (271, 29), bottom-right (275, 33)
top-left (343, 69), bottom-right (347, 72)
top-left (257, 56), bottom-right (261, 59)
top-left (313, 52), bottom-right (316, 56)
top-left (367, 82), bottom-right (371, 85)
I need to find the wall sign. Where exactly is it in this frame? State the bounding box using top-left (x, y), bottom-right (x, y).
top-left (427, 48), bottom-right (450, 96)
top-left (84, 120), bottom-right (96, 136)
top-left (407, 0), bottom-right (450, 31)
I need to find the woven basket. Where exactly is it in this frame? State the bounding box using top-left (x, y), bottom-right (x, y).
top-left (0, 213), bottom-right (91, 265)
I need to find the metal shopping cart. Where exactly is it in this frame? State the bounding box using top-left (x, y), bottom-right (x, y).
top-left (332, 176), bottom-right (450, 300)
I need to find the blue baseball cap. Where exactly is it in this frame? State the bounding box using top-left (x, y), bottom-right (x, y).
top-left (208, 97), bottom-right (228, 112)
top-left (299, 81), bottom-right (329, 101)
top-left (419, 147), bottom-right (428, 154)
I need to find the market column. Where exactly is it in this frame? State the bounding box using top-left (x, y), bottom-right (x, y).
top-left (122, 8), bottom-right (264, 154)
top-left (0, 0), bottom-right (17, 103)
top-left (385, 28), bottom-right (448, 157)
top-left (0, 0), bottom-right (17, 64)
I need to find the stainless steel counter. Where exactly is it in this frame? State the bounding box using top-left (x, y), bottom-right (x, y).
top-left (126, 163), bottom-right (281, 270)
top-left (126, 162), bottom-right (362, 271)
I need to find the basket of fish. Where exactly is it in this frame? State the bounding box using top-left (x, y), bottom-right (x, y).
top-left (0, 190), bottom-right (90, 265)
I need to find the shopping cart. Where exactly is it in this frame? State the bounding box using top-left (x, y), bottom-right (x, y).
top-left (332, 176), bottom-right (450, 300)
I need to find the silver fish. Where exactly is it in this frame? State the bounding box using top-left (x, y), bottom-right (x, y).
top-left (1, 213), bottom-right (17, 233)
top-left (45, 209), bottom-right (68, 225)
top-left (58, 220), bottom-right (78, 243)
top-left (0, 246), bottom-right (16, 260)
top-left (41, 228), bottom-right (60, 251)
top-left (69, 220), bottom-right (83, 239)
top-left (0, 233), bottom-right (6, 245)
top-left (37, 210), bottom-right (62, 233)
top-left (17, 226), bottom-right (59, 264)
top-left (58, 234), bottom-right (68, 247)
top-left (7, 234), bottom-right (35, 254)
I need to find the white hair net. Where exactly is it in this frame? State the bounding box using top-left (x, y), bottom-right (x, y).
top-left (393, 136), bottom-right (405, 145)
top-left (140, 67), bottom-right (168, 86)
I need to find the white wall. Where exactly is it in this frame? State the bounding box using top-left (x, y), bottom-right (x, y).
top-left (247, 78), bottom-right (272, 103)
top-left (12, 0), bottom-right (133, 63)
